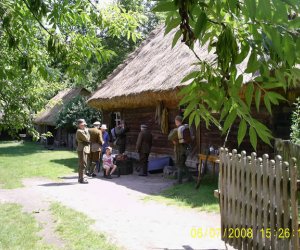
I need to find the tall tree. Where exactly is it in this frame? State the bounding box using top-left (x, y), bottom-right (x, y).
top-left (154, 0), bottom-right (300, 149)
top-left (0, 0), bottom-right (144, 138)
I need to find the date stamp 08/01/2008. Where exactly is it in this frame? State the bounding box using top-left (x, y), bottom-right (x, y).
top-left (190, 227), bottom-right (300, 239)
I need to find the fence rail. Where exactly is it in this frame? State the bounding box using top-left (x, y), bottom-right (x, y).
top-left (219, 148), bottom-right (298, 249)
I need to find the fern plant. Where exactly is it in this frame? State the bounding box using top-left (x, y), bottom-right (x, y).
top-left (291, 98), bottom-right (300, 145)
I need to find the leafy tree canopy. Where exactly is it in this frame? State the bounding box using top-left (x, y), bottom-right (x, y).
top-left (154, 0), bottom-right (300, 149)
top-left (0, 0), bottom-right (147, 138)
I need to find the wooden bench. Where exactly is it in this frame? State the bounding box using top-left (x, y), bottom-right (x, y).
top-left (198, 154), bottom-right (219, 176)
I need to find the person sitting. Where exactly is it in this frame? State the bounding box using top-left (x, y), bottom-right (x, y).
top-left (102, 147), bottom-right (117, 179)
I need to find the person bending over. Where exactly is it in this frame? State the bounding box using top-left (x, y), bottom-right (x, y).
top-left (102, 147), bottom-right (117, 179)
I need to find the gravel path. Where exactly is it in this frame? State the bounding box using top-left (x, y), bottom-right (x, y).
top-left (0, 174), bottom-right (232, 250)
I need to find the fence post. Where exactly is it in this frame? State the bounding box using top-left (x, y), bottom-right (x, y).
top-left (290, 158), bottom-right (299, 250)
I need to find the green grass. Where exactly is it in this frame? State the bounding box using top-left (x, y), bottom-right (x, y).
top-left (0, 203), bottom-right (54, 250)
top-left (50, 202), bottom-right (120, 250)
top-left (143, 176), bottom-right (219, 213)
top-left (0, 141), bottom-right (77, 189)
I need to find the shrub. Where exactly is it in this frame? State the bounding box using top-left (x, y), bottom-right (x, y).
top-left (291, 97), bottom-right (300, 145)
top-left (56, 96), bottom-right (102, 132)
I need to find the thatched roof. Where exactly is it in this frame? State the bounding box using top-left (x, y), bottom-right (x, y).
top-left (34, 88), bottom-right (90, 126)
top-left (87, 25), bottom-right (249, 110)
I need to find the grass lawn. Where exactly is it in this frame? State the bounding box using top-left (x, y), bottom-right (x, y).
top-left (50, 202), bottom-right (120, 250)
top-left (143, 176), bottom-right (219, 213)
top-left (0, 203), bottom-right (54, 250)
top-left (0, 141), bottom-right (77, 189)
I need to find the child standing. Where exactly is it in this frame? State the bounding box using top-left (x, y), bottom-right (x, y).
top-left (103, 147), bottom-right (117, 179)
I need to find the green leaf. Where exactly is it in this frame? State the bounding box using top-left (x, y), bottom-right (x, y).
top-left (152, 2), bottom-right (177, 12)
top-left (266, 91), bottom-right (286, 105)
top-left (194, 113), bottom-right (200, 128)
top-left (165, 17), bottom-right (181, 35)
top-left (257, 0), bottom-right (271, 20)
top-left (189, 111), bottom-right (196, 125)
top-left (245, 51), bottom-right (259, 73)
top-left (288, 17), bottom-right (300, 29)
top-left (263, 94), bottom-right (272, 114)
top-left (249, 126), bottom-right (257, 150)
top-left (255, 88), bottom-right (261, 111)
top-left (181, 71), bottom-right (199, 83)
top-left (172, 29), bottom-right (182, 48)
top-left (262, 82), bottom-right (285, 89)
top-left (245, 0), bottom-right (256, 20)
top-left (223, 109), bottom-right (237, 133)
top-left (235, 43), bottom-right (250, 64)
top-left (245, 83), bottom-right (254, 107)
top-left (238, 119), bottom-right (247, 146)
top-left (254, 122), bottom-right (272, 146)
top-left (228, 0), bottom-right (238, 13)
top-left (194, 12), bottom-right (207, 39)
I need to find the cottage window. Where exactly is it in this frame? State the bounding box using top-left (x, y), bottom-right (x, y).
top-left (114, 112), bottom-right (121, 125)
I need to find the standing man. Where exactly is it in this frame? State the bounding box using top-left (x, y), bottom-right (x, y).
top-left (88, 121), bottom-right (103, 177)
top-left (114, 120), bottom-right (129, 154)
top-left (76, 119), bottom-right (90, 184)
top-left (168, 115), bottom-right (193, 184)
top-left (136, 124), bottom-right (152, 176)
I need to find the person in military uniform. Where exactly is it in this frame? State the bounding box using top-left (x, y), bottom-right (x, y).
top-left (114, 120), bottom-right (129, 154)
top-left (168, 115), bottom-right (193, 184)
top-left (136, 124), bottom-right (153, 176)
top-left (76, 119), bottom-right (90, 184)
top-left (88, 121), bottom-right (103, 177)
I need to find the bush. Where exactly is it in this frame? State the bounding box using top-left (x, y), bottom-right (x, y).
top-left (291, 97), bottom-right (300, 145)
top-left (56, 96), bottom-right (102, 132)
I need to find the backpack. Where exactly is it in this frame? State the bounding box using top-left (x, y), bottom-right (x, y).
top-left (178, 124), bottom-right (193, 144)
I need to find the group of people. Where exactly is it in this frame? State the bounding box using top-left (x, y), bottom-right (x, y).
top-left (75, 119), bottom-right (153, 184)
top-left (76, 115), bottom-right (192, 185)
top-left (76, 119), bottom-right (117, 183)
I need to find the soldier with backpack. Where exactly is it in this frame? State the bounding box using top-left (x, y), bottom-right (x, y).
top-left (168, 115), bottom-right (194, 184)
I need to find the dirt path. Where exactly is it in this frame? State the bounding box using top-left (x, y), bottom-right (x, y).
top-left (0, 174), bottom-right (232, 250)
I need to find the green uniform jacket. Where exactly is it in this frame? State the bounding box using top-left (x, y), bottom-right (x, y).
top-left (168, 128), bottom-right (187, 163)
top-left (88, 128), bottom-right (103, 152)
top-left (76, 129), bottom-right (90, 153)
top-left (136, 129), bottom-right (153, 154)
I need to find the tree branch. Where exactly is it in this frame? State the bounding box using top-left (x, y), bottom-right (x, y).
top-left (22, 0), bottom-right (52, 37)
top-left (87, 0), bottom-right (99, 11)
top-left (0, 19), bottom-right (24, 54)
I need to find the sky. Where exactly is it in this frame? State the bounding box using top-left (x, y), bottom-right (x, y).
top-left (93, 0), bottom-right (116, 8)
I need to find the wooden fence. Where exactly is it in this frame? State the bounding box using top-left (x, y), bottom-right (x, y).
top-left (219, 148), bottom-right (298, 250)
top-left (275, 139), bottom-right (300, 177)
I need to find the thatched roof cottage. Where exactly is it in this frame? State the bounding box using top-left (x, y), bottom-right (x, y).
top-left (35, 87), bottom-right (90, 147)
top-left (88, 26), bottom-right (295, 162)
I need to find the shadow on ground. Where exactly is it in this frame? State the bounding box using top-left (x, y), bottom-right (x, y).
top-left (39, 182), bottom-right (77, 187)
top-left (141, 175), bottom-right (219, 212)
top-left (0, 141), bottom-right (42, 156)
top-left (50, 158), bottom-right (78, 173)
